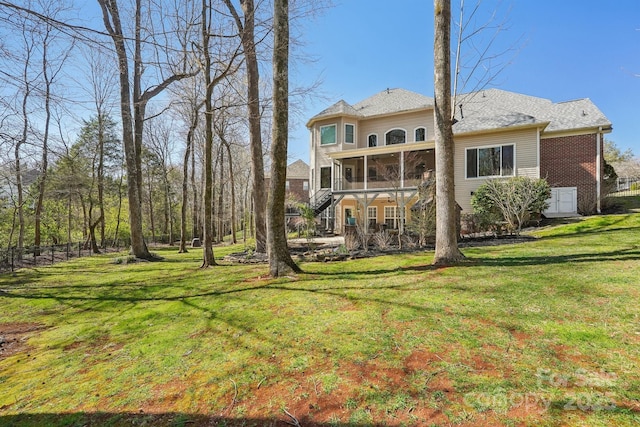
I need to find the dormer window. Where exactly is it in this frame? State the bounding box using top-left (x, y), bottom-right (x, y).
top-left (385, 129), bottom-right (406, 145)
top-left (415, 127), bottom-right (426, 142)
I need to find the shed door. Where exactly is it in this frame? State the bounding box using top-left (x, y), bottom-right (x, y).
top-left (545, 187), bottom-right (577, 216)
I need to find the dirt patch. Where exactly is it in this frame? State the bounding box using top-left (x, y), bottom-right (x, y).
top-left (0, 322), bottom-right (48, 359)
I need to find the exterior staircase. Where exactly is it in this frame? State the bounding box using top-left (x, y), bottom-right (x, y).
top-left (311, 189), bottom-right (332, 216)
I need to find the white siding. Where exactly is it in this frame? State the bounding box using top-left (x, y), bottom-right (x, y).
top-left (454, 128), bottom-right (539, 212)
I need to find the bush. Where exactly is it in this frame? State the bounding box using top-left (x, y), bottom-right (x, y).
top-left (471, 177), bottom-right (551, 235)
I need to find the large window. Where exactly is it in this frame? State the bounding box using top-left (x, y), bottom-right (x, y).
top-left (320, 124), bottom-right (336, 145)
top-left (466, 144), bottom-right (515, 178)
top-left (368, 134), bottom-right (378, 147)
top-left (415, 127), bottom-right (426, 142)
top-left (385, 129), bottom-right (406, 145)
top-left (320, 167), bottom-right (331, 188)
top-left (345, 124), bottom-right (354, 144)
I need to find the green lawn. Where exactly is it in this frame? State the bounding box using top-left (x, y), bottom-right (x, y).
top-left (1, 214), bottom-right (639, 426)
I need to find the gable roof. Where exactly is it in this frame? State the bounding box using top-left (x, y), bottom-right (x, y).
top-left (307, 88), bottom-right (434, 126)
top-left (286, 159), bottom-right (309, 179)
top-left (352, 88), bottom-right (434, 117)
top-left (308, 87), bottom-right (611, 135)
top-left (452, 89), bottom-right (611, 134)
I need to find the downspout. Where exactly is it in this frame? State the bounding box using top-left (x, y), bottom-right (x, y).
top-left (536, 128), bottom-right (541, 178)
top-left (596, 127), bottom-right (602, 213)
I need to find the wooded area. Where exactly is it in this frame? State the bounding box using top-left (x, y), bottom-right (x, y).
top-left (0, 0), bottom-right (326, 276)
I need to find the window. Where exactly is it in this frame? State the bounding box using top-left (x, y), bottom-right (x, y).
top-left (415, 127), bottom-right (426, 142)
top-left (285, 180), bottom-right (290, 190)
top-left (320, 124), bottom-right (336, 145)
top-left (384, 206), bottom-right (399, 229)
top-left (368, 134), bottom-right (378, 147)
top-left (303, 181), bottom-right (309, 191)
top-left (368, 206), bottom-right (377, 228)
top-left (345, 167), bottom-right (353, 182)
top-left (385, 129), bottom-right (406, 145)
top-left (320, 167), bottom-right (331, 188)
top-left (368, 166), bottom-right (377, 181)
top-left (345, 124), bottom-right (354, 144)
top-left (466, 144), bottom-right (515, 178)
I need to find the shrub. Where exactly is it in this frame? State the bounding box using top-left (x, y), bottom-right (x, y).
top-left (471, 177), bottom-right (551, 235)
top-left (372, 230), bottom-right (394, 250)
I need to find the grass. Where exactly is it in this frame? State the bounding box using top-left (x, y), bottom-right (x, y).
top-left (0, 214), bottom-right (639, 426)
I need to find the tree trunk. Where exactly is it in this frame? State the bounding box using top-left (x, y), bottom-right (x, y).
top-left (200, 0), bottom-right (216, 267)
top-left (268, 0), bottom-right (301, 277)
top-left (224, 140), bottom-right (238, 244)
top-left (223, 0), bottom-right (267, 253)
top-left (217, 147), bottom-right (225, 243)
top-left (97, 0), bottom-right (152, 259)
top-left (179, 104), bottom-right (200, 253)
top-left (146, 164), bottom-right (155, 244)
top-left (113, 170), bottom-right (124, 246)
top-left (98, 114), bottom-right (106, 248)
top-left (35, 36), bottom-right (51, 256)
top-left (433, 0), bottom-right (464, 265)
top-left (191, 126), bottom-right (200, 239)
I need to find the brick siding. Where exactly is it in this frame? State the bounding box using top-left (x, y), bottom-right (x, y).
top-left (540, 133), bottom-right (603, 212)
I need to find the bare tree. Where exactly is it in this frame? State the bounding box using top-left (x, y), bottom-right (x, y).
top-left (177, 93), bottom-right (203, 253)
top-left (146, 115), bottom-right (177, 245)
top-left (97, 0), bottom-right (197, 260)
top-left (81, 47), bottom-right (118, 248)
top-left (268, 0), bottom-right (301, 277)
top-left (222, 0), bottom-right (268, 254)
top-left (433, 0), bottom-right (464, 265)
top-left (198, 0), bottom-right (242, 267)
top-left (452, 0), bottom-right (522, 114)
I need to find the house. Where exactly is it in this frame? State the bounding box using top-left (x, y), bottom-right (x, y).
top-left (307, 88), bottom-right (612, 234)
top-left (265, 159), bottom-right (310, 211)
top-left (283, 159), bottom-right (310, 205)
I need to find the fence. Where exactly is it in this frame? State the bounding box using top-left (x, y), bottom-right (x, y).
top-left (0, 241), bottom-right (126, 274)
top-left (610, 177), bottom-right (640, 197)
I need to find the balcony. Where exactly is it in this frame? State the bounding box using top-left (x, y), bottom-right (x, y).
top-left (333, 149), bottom-right (434, 193)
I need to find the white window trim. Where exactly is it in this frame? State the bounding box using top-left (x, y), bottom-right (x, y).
top-left (344, 123), bottom-right (355, 144)
top-left (320, 166), bottom-right (332, 189)
top-left (367, 133), bottom-right (378, 148)
top-left (384, 206), bottom-right (397, 228)
top-left (367, 206), bottom-right (377, 222)
top-left (319, 123), bottom-right (337, 146)
top-left (465, 143), bottom-right (516, 179)
top-left (384, 128), bottom-right (407, 146)
top-left (413, 126), bottom-right (427, 142)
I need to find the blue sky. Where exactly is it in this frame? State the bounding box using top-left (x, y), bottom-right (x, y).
top-left (288, 0), bottom-right (640, 163)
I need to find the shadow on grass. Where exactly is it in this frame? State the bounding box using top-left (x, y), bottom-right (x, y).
top-left (0, 412), bottom-right (390, 427)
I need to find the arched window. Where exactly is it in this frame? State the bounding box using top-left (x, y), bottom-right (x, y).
top-left (385, 129), bottom-right (406, 145)
top-left (415, 127), bottom-right (426, 142)
top-left (368, 134), bottom-right (378, 147)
